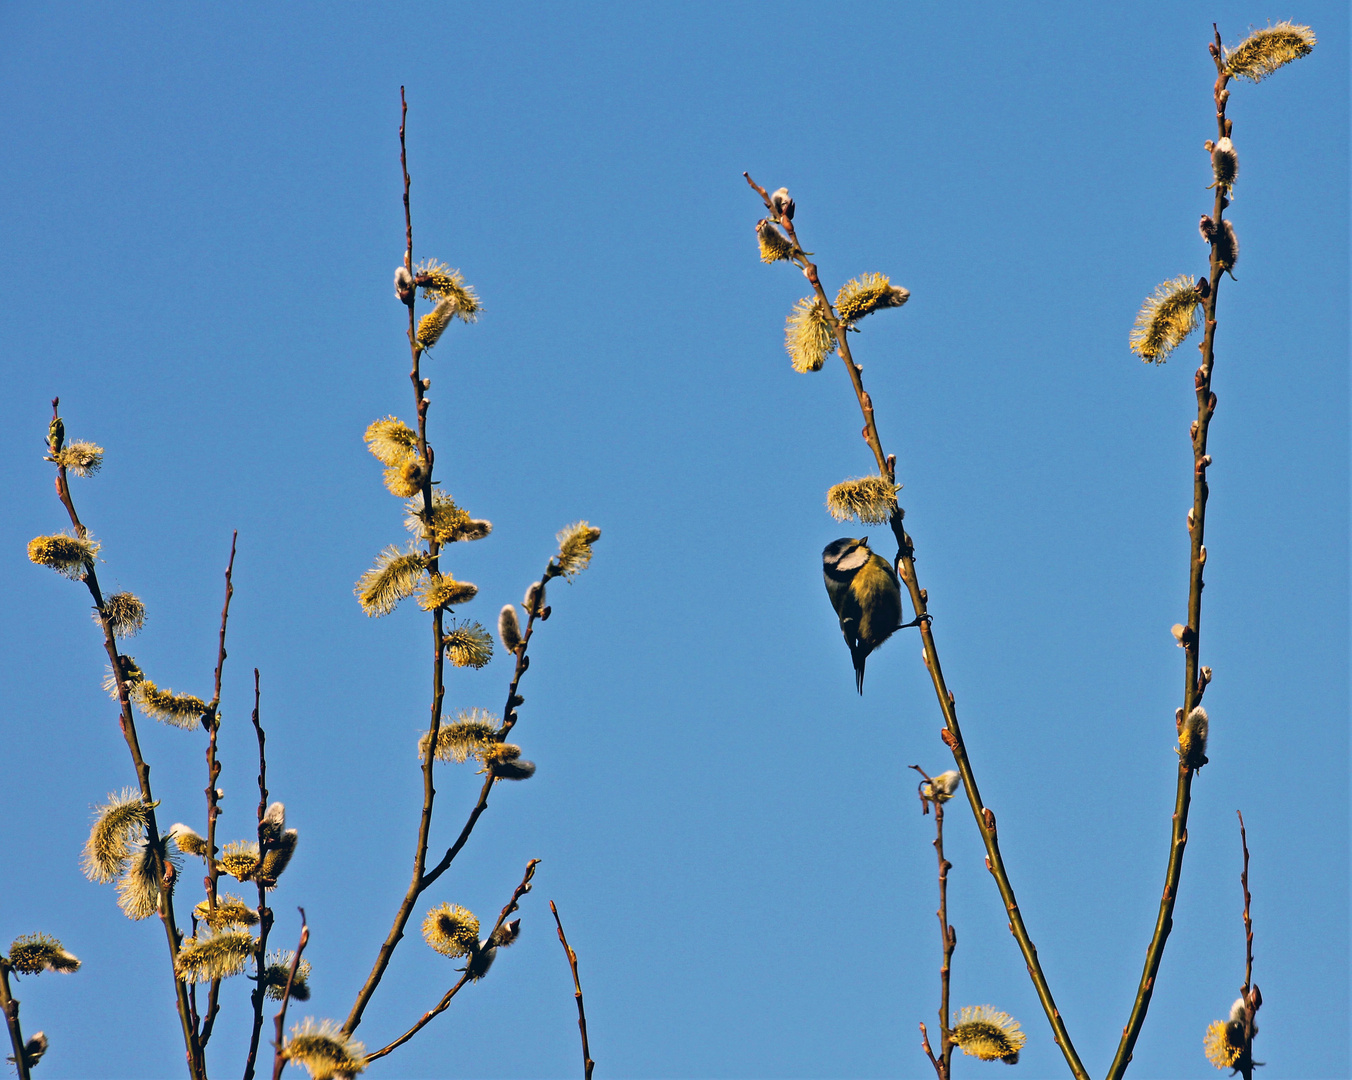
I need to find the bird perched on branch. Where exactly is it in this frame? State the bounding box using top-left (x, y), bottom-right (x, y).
top-left (823, 536), bottom-right (903, 694)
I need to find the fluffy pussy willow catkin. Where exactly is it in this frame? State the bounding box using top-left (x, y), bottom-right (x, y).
top-left (118, 843), bottom-right (171, 920)
top-left (826, 476), bottom-right (901, 525)
top-left (99, 591), bottom-right (146, 637)
top-left (834, 272), bottom-right (909, 325)
top-left (283, 1018), bottom-right (367, 1080)
top-left (784, 297), bottom-right (836, 372)
top-left (364, 417), bottom-right (418, 466)
top-left (355, 545), bottom-right (428, 617)
top-left (418, 574), bottom-right (478, 611)
top-left (175, 930), bottom-right (257, 982)
top-left (414, 259), bottom-right (481, 320)
top-left (420, 709), bottom-right (500, 763)
top-left (1204, 1018), bottom-right (1245, 1068)
top-left (416, 297), bottom-right (457, 349)
top-left (131, 680), bottom-right (207, 730)
top-left (756, 218), bottom-right (796, 263)
top-left (259, 829), bottom-right (299, 885)
top-left (555, 521), bottom-right (602, 578)
top-left (422, 903), bottom-right (480, 957)
top-left (27, 533), bottom-right (99, 578)
top-left (1209, 137), bottom-right (1238, 193)
top-left (1129, 276), bottom-right (1202, 363)
top-left (950, 1005), bottom-right (1026, 1064)
top-left (262, 952), bottom-right (312, 1001)
top-left (6, 934), bottom-right (80, 974)
top-left (1223, 21), bottom-right (1316, 82)
top-left (1178, 706), bottom-right (1209, 770)
top-left (194, 894), bottom-right (259, 930)
top-left (83, 788), bottom-right (148, 883)
top-left (443, 621), bottom-right (493, 668)
top-left (54, 440), bottom-right (104, 477)
top-left (383, 458), bottom-right (426, 498)
top-left (218, 840), bottom-right (261, 882)
top-left (168, 823), bottom-right (209, 858)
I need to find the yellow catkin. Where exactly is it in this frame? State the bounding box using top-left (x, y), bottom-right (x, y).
top-left (555, 521), bottom-right (602, 578)
top-left (826, 476), bottom-right (901, 524)
top-left (27, 533), bottom-right (99, 579)
top-left (784, 297), bottom-right (836, 372)
top-left (756, 219), bottom-right (796, 263)
top-left (950, 1005), bottom-right (1026, 1063)
top-left (1224, 22), bottom-right (1316, 82)
top-left (444, 621), bottom-right (493, 668)
top-left (5, 934), bottom-right (80, 974)
top-left (834, 272), bottom-right (909, 325)
top-left (355, 546), bottom-right (428, 617)
top-left (422, 903), bottom-right (480, 957)
top-left (1129, 276), bottom-right (1202, 363)
top-left (283, 1019), bottom-right (367, 1080)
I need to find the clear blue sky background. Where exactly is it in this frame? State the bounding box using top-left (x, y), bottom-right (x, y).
top-left (1, 4), bottom-right (1346, 1078)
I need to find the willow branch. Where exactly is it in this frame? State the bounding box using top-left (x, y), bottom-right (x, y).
top-left (743, 179), bottom-right (1088, 1080)
top-left (343, 87), bottom-right (446, 1039)
top-left (1236, 811), bottom-right (1259, 1080)
top-left (421, 554), bottom-right (553, 890)
top-left (550, 901), bottom-right (595, 1080)
top-left (1105, 31), bottom-right (1230, 1079)
top-left (910, 767), bottom-right (954, 1080)
top-left (47, 397), bottom-right (204, 1079)
top-left (243, 670), bottom-right (273, 1080)
top-left (199, 531), bottom-right (238, 1049)
top-left (270, 910), bottom-right (307, 1080)
top-left (365, 860), bottom-right (540, 1062)
top-left (0, 962), bottom-right (31, 1080)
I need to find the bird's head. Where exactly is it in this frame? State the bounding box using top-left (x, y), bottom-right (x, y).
top-left (823, 537), bottom-right (872, 575)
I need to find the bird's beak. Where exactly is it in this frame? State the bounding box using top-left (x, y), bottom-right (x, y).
top-left (858, 537), bottom-right (869, 548)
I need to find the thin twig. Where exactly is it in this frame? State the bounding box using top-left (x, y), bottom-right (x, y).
top-left (343, 85), bottom-right (443, 1039)
top-left (743, 179), bottom-right (1089, 1080)
top-left (550, 901), bottom-right (595, 1080)
top-left (270, 909), bottom-right (308, 1080)
top-left (365, 860), bottom-right (540, 1062)
top-left (0, 961), bottom-right (31, 1080)
top-left (199, 531), bottom-right (238, 1049)
top-left (910, 766), bottom-right (954, 1080)
top-left (243, 670), bottom-right (273, 1080)
top-left (1236, 811), bottom-right (1260, 1080)
top-left (47, 397), bottom-right (204, 1079)
top-left (1105, 30), bottom-right (1231, 1079)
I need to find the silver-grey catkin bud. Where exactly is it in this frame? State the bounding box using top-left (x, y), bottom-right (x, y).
top-left (770, 187), bottom-right (795, 220)
top-left (498, 605), bottom-right (522, 652)
top-left (395, 265), bottom-right (415, 303)
top-left (492, 758), bottom-right (536, 781)
top-left (1211, 136), bottom-right (1238, 193)
top-left (261, 802), bottom-right (286, 843)
top-left (20, 1032), bottom-right (48, 1068)
top-left (524, 581), bottom-right (546, 617)
top-left (1199, 215), bottom-right (1217, 243)
top-left (1215, 220), bottom-right (1239, 275)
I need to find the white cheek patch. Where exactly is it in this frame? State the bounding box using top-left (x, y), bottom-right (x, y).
top-left (836, 547), bottom-right (871, 572)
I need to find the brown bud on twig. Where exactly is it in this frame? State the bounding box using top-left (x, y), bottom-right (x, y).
top-left (1196, 277), bottom-right (1210, 299)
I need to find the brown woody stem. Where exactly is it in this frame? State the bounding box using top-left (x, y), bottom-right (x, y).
top-left (48, 397), bottom-right (205, 1079)
top-left (270, 910), bottom-right (308, 1080)
top-left (1106, 30), bottom-right (1231, 1079)
top-left (550, 901), bottom-right (595, 1080)
top-left (0, 961), bottom-right (31, 1080)
top-left (365, 860), bottom-right (540, 1062)
top-left (243, 670), bottom-right (273, 1080)
top-left (743, 178), bottom-right (1089, 1080)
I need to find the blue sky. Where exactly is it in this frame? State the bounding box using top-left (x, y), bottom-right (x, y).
top-left (1, 3), bottom-right (1346, 1078)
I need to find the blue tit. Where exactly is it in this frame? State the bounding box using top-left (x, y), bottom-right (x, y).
top-left (822, 536), bottom-right (903, 694)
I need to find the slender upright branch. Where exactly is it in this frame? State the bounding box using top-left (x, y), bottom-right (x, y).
top-left (243, 670), bottom-right (273, 1080)
top-left (199, 532), bottom-right (238, 1049)
top-left (910, 767), bottom-right (954, 1080)
top-left (365, 860), bottom-right (540, 1062)
top-left (1106, 32), bottom-right (1231, 1079)
top-left (743, 179), bottom-right (1088, 1080)
top-left (1236, 811), bottom-right (1259, 1080)
top-left (47, 398), bottom-right (204, 1079)
top-left (344, 87), bottom-right (444, 1039)
top-left (270, 910), bottom-right (308, 1080)
top-left (550, 901), bottom-right (595, 1080)
top-left (0, 962), bottom-right (31, 1080)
